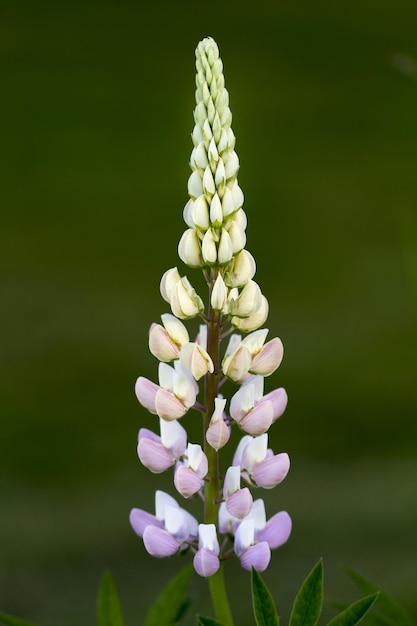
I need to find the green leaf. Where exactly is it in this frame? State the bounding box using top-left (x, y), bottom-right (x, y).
top-left (344, 567), bottom-right (416, 626)
top-left (0, 613), bottom-right (37, 626)
top-left (97, 570), bottom-right (125, 626)
top-left (144, 564), bottom-right (194, 626)
top-left (196, 616), bottom-right (227, 626)
top-left (251, 568), bottom-right (279, 626)
top-left (289, 559), bottom-right (324, 626)
top-left (327, 592), bottom-right (379, 626)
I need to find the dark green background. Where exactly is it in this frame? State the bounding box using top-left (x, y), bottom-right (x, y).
top-left (1, 0), bottom-right (416, 624)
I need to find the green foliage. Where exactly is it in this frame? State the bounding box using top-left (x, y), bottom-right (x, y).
top-left (97, 571), bottom-right (125, 626)
top-left (143, 564), bottom-right (194, 626)
top-left (0, 614), bottom-right (37, 626)
top-left (289, 559), bottom-right (324, 626)
top-left (327, 593), bottom-right (379, 626)
top-left (196, 616), bottom-right (227, 626)
top-left (343, 567), bottom-right (416, 626)
top-left (251, 568), bottom-right (280, 626)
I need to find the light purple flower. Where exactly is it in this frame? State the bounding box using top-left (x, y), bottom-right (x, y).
top-left (223, 465), bottom-right (253, 519)
top-left (137, 418), bottom-right (187, 473)
top-left (174, 443), bottom-right (208, 498)
top-left (193, 524), bottom-right (220, 577)
top-left (130, 490), bottom-right (198, 558)
top-left (234, 519), bottom-right (271, 572)
top-left (233, 433), bottom-right (290, 488)
top-left (230, 376), bottom-right (273, 435)
top-left (135, 361), bottom-right (198, 421)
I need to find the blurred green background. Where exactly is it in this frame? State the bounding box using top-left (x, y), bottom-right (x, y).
top-left (1, 0), bottom-right (417, 623)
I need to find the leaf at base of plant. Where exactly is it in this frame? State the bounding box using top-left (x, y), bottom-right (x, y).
top-left (143, 564), bottom-right (194, 626)
top-left (97, 571), bottom-right (125, 626)
top-left (251, 568), bottom-right (280, 626)
top-left (327, 592), bottom-right (379, 626)
top-left (289, 559), bottom-right (324, 626)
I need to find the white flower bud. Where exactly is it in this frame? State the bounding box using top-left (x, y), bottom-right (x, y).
top-left (230, 280), bottom-right (262, 318)
top-left (202, 229), bottom-right (217, 265)
top-left (225, 150), bottom-right (239, 180)
top-left (211, 274), bottom-right (228, 311)
top-left (224, 250), bottom-right (256, 288)
top-left (180, 342), bottom-right (214, 380)
top-left (227, 219), bottom-right (246, 254)
top-left (232, 296), bottom-right (269, 332)
top-left (160, 267), bottom-right (181, 303)
top-left (218, 228), bottom-right (233, 265)
top-left (221, 186), bottom-right (235, 218)
top-left (171, 277), bottom-right (204, 319)
top-left (178, 228), bottom-right (203, 268)
top-left (222, 334), bottom-right (251, 382)
top-left (210, 193), bottom-right (223, 227)
top-left (188, 170), bottom-right (203, 199)
top-left (192, 195), bottom-right (210, 230)
top-left (230, 179), bottom-right (244, 210)
top-left (208, 137), bottom-right (219, 167)
top-left (192, 124), bottom-right (203, 146)
top-left (161, 314), bottom-right (189, 347)
top-left (203, 165), bottom-right (216, 197)
top-left (218, 129), bottom-right (228, 154)
top-left (194, 142), bottom-right (208, 170)
top-left (183, 199), bottom-right (195, 228)
top-left (215, 158), bottom-right (226, 190)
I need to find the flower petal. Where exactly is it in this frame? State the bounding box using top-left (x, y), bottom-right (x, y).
top-left (240, 542), bottom-right (271, 572)
top-left (257, 511), bottom-right (292, 549)
top-left (143, 526), bottom-right (179, 557)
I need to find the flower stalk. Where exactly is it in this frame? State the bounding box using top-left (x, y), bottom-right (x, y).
top-left (130, 36), bottom-right (291, 624)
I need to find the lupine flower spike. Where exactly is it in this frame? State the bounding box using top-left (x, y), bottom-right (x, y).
top-left (130, 36), bottom-right (291, 620)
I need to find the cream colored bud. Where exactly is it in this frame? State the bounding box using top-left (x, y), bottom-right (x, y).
top-left (188, 170), bottom-right (203, 199)
top-left (211, 274), bottom-right (228, 310)
top-left (215, 159), bottom-right (226, 190)
top-left (171, 277), bottom-right (204, 319)
top-left (218, 129), bottom-right (228, 154)
top-left (194, 142), bottom-right (208, 170)
top-left (210, 193), bottom-right (223, 227)
top-left (180, 342), bottom-right (214, 380)
top-left (192, 195), bottom-right (210, 230)
top-left (207, 98), bottom-right (215, 124)
top-left (241, 329), bottom-right (269, 355)
top-left (221, 186), bottom-right (235, 218)
top-left (178, 228), bottom-right (203, 268)
top-left (224, 250), bottom-right (256, 288)
top-left (183, 199), bottom-right (195, 228)
top-left (208, 137), bottom-right (219, 166)
top-left (203, 165), bottom-right (216, 197)
top-left (203, 119), bottom-right (213, 143)
top-left (192, 124), bottom-right (203, 146)
top-left (160, 267), bottom-right (181, 303)
top-left (161, 314), bottom-right (189, 347)
top-left (227, 219), bottom-right (246, 254)
top-left (232, 296), bottom-right (269, 332)
top-left (218, 228), bottom-right (233, 265)
top-left (212, 112), bottom-right (222, 143)
top-left (230, 179), bottom-right (244, 210)
top-left (233, 208), bottom-right (247, 231)
top-left (222, 287), bottom-right (238, 315)
top-left (149, 323), bottom-right (180, 362)
top-left (225, 151), bottom-right (239, 180)
top-left (202, 229), bottom-right (217, 265)
top-left (222, 334), bottom-right (252, 382)
top-left (227, 127), bottom-right (236, 150)
top-left (230, 280), bottom-right (262, 318)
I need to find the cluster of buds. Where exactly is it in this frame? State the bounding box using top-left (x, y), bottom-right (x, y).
top-left (130, 37), bottom-right (291, 579)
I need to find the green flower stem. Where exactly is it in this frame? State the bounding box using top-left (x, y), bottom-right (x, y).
top-left (203, 274), bottom-right (234, 626)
